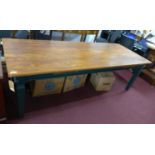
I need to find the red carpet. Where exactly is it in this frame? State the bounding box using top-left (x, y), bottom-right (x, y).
top-left (7, 71), bottom-right (155, 124)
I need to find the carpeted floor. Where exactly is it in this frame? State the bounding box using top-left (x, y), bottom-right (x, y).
top-left (6, 71), bottom-right (155, 124)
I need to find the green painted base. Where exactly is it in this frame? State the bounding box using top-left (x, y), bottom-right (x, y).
top-left (13, 65), bottom-right (144, 117)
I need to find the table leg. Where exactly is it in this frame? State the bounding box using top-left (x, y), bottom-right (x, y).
top-left (15, 81), bottom-right (25, 117)
top-left (61, 32), bottom-right (65, 41)
top-left (125, 65), bottom-right (144, 90)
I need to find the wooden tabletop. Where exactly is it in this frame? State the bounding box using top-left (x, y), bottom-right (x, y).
top-left (2, 38), bottom-right (151, 78)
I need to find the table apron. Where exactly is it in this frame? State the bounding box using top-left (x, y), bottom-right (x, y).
top-left (12, 65), bottom-right (144, 83)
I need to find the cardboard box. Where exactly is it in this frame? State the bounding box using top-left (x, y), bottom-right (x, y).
top-left (90, 72), bottom-right (115, 91)
top-left (148, 50), bottom-right (155, 62)
top-left (140, 69), bottom-right (155, 85)
top-left (149, 68), bottom-right (155, 74)
top-left (63, 74), bottom-right (87, 92)
top-left (32, 77), bottom-right (65, 96)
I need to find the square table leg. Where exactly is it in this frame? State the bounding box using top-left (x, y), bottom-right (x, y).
top-left (125, 65), bottom-right (144, 91)
top-left (15, 81), bottom-right (25, 117)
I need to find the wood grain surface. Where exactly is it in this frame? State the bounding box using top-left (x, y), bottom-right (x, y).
top-left (2, 38), bottom-right (151, 78)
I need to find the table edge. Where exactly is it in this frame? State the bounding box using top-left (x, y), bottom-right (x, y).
top-left (8, 62), bottom-right (151, 78)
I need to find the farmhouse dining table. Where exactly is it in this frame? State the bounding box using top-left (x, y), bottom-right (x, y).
top-left (2, 38), bottom-right (151, 117)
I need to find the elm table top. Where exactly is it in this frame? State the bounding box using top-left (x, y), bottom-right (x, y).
top-left (2, 38), bottom-right (151, 78)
